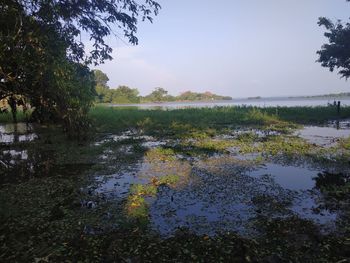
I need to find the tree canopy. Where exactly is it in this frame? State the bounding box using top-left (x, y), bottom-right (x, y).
top-left (317, 1), bottom-right (350, 79)
top-left (0, 0), bottom-right (160, 134)
top-left (145, 87), bottom-right (169, 102)
top-left (93, 72), bottom-right (233, 104)
top-left (93, 70), bottom-right (110, 88)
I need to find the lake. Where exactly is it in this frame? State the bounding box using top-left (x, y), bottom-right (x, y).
top-left (111, 97), bottom-right (350, 109)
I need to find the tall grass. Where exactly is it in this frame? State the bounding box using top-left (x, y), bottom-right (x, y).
top-left (89, 105), bottom-right (350, 134)
top-left (0, 111), bottom-right (27, 123)
top-left (2, 105), bottom-right (348, 131)
top-left (263, 106), bottom-right (350, 123)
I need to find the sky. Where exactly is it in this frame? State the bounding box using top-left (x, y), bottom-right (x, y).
top-left (95, 0), bottom-right (350, 98)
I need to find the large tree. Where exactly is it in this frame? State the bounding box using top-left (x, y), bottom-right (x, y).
top-left (0, 0), bottom-right (160, 130)
top-left (317, 1), bottom-right (350, 79)
top-left (93, 70), bottom-right (110, 88)
top-left (146, 87), bottom-right (168, 102)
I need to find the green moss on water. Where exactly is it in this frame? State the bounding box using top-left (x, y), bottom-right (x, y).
top-left (146, 147), bottom-right (176, 162)
top-left (125, 174), bottom-right (181, 223)
top-left (158, 174), bottom-right (180, 185)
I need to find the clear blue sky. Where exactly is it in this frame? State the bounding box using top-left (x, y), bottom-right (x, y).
top-left (95, 0), bottom-right (350, 98)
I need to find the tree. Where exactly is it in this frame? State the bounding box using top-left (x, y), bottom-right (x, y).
top-left (1, 0), bottom-right (161, 65)
top-left (317, 2), bottom-right (350, 79)
top-left (0, 0), bottom-right (160, 130)
top-left (93, 72), bottom-right (141, 104)
top-left (146, 87), bottom-right (168, 102)
top-left (112, 86), bottom-right (140, 103)
top-left (93, 70), bottom-right (110, 88)
top-left (93, 70), bottom-right (110, 103)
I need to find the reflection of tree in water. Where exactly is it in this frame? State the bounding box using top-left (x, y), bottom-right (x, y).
top-left (0, 149), bottom-right (56, 184)
top-left (314, 171), bottom-right (349, 193)
top-left (313, 171), bottom-right (350, 232)
top-left (0, 146), bottom-right (93, 185)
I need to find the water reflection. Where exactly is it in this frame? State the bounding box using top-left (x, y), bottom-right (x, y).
top-left (248, 163), bottom-right (318, 190)
top-left (96, 145), bottom-right (343, 237)
top-left (1, 121), bottom-right (348, 238)
top-left (148, 156), bottom-right (341, 236)
top-left (0, 123), bottom-right (37, 144)
top-left (295, 125), bottom-right (350, 147)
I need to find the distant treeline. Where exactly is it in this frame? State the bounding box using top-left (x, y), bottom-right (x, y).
top-left (289, 92), bottom-right (350, 99)
top-left (93, 70), bottom-right (232, 104)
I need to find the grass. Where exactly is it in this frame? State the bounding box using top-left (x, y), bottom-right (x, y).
top-left (0, 111), bottom-right (28, 123)
top-left (89, 105), bottom-right (292, 135)
top-left (2, 105), bottom-right (349, 133)
top-left (89, 105), bottom-right (350, 137)
top-left (126, 174), bottom-right (180, 223)
top-left (263, 106), bottom-right (350, 123)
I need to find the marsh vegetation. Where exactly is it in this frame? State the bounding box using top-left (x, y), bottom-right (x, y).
top-left (1, 106), bottom-right (350, 262)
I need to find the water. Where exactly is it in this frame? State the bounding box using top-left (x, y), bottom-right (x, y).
top-left (110, 97), bottom-right (350, 109)
top-left (248, 163), bottom-right (318, 190)
top-left (295, 125), bottom-right (350, 147)
top-left (88, 122), bottom-right (350, 237)
top-left (1, 121), bottom-right (348, 238)
top-left (95, 167), bottom-right (147, 198)
top-left (148, 157), bottom-right (340, 236)
top-left (0, 123), bottom-right (37, 144)
top-left (95, 142), bottom-right (343, 237)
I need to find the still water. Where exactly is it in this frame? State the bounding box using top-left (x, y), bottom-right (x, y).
top-left (1, 120), bottom-right (349, 237)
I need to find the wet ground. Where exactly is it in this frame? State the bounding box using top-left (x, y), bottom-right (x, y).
top-left (90, 121), bottom-right (350, 237)
top-left (1, 121), bottom-right (350, 239)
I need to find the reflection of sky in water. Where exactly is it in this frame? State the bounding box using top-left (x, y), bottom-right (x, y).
top-left (148, 162), bottom-right (338, 237)
top-left (93, 123), bottom-right (347, 237)
top-left (95, 165), bottom-right (147, 199)
top-left (0, 133), bottom-right (38, 144)
top-left (150, 186), bottom-right (255, 236)
top-left (248, 163), bottom-right (318, 191)
top-left (0, 123), bottom-right (37, 144)
top-left (0, 123), bottom-right (33, 134)
top-left (96, 150), bottom-right (340, 237)
top-left (291, 191), bottom-right (336, 228)
top-left (295, 125), bottom-right (350, 147)
top-left (2, 150), bottom-right (28, 160)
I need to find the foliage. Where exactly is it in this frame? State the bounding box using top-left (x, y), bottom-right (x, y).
top-left (0, 0), bottom-right (160, 131)
top-left (93, 70), bottom-right (109, 88)
top-left (91, 70), bottom-right (233, 104)
top-left (140, 88), bottom-right (232, 103)
top-left (317, 5), bottom-right (350, 79)
top-left (96, 85), bottom-right (140, 104)
top-left (1, 0), bottom-right (161, 65)
top-left (143, 87), bottom-right (169, 102)
top-left (177, 91), bottom-right (232, 101)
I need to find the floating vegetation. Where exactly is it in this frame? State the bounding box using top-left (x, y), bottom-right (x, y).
top-left (1, 107), bottom-right (350, 262)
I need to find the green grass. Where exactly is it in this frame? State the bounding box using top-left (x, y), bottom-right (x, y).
top-left (2, 105), bottom-right (349, 134)
top-left (89, 106), bottom-right (289, 136)
top-left (0, 111), bottom-right (28, 123)
top-left (263, 106), bottom-right (350, 123)
top-left (126, 174), bottom-right (181, 223)
top-left (89, 105), bottom-right (350, 136)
